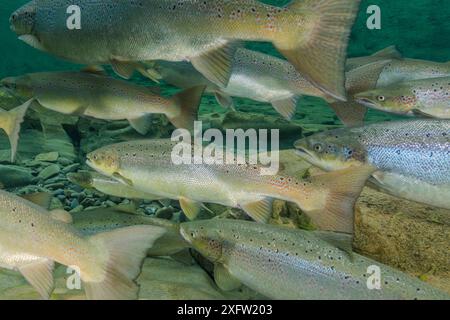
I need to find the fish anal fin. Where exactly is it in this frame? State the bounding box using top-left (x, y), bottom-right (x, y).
top-left (214, 263), bottom-right (242, 292)
top-left (21, 192), bottom-right (53, 209)
top-left (214, 91), bottom-right (235, 110)
top-left (18, 259), bottom-right (55, 300)
top-left (179, 197), bottom-right (202, 220)
top-left (271, 96), bottom-right (298, 121)
top-left (239, 197), bottom-right (273, 223)
top-left (191, 42), bottom-right (239, 88)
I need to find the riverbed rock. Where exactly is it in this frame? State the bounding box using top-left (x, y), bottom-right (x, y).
top-left (0, 165), bottom-right (34, 188)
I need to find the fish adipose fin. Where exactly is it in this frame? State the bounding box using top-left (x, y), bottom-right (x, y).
top-left (191, 42), bottom-right (239, 88)
top-left (214, 91), bottom-right (235, 110)
top-left (128, 114), bottom-right (153, 135)
top-left (85, 225), bottom-right (166, 300)
top-left (307, 165), bottom-right (376, 234)
top-left (371, 45), bottom-right (403, 59)
top-left (0, 99), bottom-right (32, 162)
top-left (271, 96), bottom-right (299, 121)
top-left (239, 197), bottom-right (273, 223)
top-left (276, 0), bottom-right (361, 101)
top-left (168, 86), bottom-right (206, 131)
top-left (214, 264), bottom-right (242, 292)
top-left (329, 101), bottom-right (367, 127)
top-left (18, 259), bottom-right (55, 300)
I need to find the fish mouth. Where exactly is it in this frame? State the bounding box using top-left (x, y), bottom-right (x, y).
top-left (355, 97), bottom-right (377, 108)
top-left (179, 225), bottom-right (192, 244)
top-left (294, 146), bottom-right (315, 161)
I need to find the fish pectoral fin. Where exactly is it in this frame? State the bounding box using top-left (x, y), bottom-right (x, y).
top-left (81, 65), bottom-right (107, 76)
top-left (214, 91), bottom-right (235, 110)
top-left (18, 259), bottom-right (55, 300)
top-left (128, 114), bottom-right (153, 135)
top-left (329, 101), bottom-right (367, 127)
top-left (18, 35), bottom-right (46, 51)
top-left (112, 172), bottom-right (134, 186)
top-left (50, 209), bottom-right (73, 224)
top-left (110, 60), bottom-right (136, 79)
top-left (239, 197), bottom-right (273, 223)
top-left (170, 249), bottom-right (194, 265)
top-left (412, 109), bottom-right (436, 118)
top-left (271, 96), bottom-right (299, 121)
top-left (190, 42), bottom-right (239, 88)
top-left (214, 263), bottom-right (242, 292)
top-left (20, 192), bottom-right (53, 209)
top-left (346, 60), bottom-right (392, 95)
top-left (371, 45), bottom-right (403, 59)
top-left (179, 197), bottom-right (203, 220)
top-left (313, 231), bottom-right (354, 259)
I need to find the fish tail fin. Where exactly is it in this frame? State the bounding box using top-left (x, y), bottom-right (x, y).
top-left (304, 165), bottom-right (375, 234)
top-left (169, 86), bottom-right (206, 131)
top-left (329, 101), bottom-right (367, 127)
top-left (85, 225), bottom-right (166, 300)
top-left (0, 100), bottom-right (32, 162)
top-left (276, 0), bottom-right (361, 101)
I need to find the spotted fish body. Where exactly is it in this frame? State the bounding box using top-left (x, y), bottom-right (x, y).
top-left (0, 189), bottom-right (165, 299)
top-left (355, 77), bottom-right (450, 119)
top-left (180, 219), bottom-right (449, 300)
top-left (87, 139), bottom-right (375, 233)
top-left (11, 0), bottom-right (362, 100)
top-left (295, 120), bottom-right (450, 209)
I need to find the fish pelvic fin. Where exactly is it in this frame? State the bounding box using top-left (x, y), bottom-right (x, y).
top-left (0, 99), bottom-right (32, 162)
top-left (168, 86), bottom-right (206, 131)
top-left (271, 96), bottom-right (299, 121)
top-left (305, 165), bottom-right (376, 234)
top-left (276, 0), bottom-right (361, 101)
top-left (239, 197), bottom-right (273, 223)
top-left (85, 225), bottom-right (166, 300)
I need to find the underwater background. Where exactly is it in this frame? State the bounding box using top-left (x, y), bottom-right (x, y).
top-left (0, 0), bottom-right (449, 299)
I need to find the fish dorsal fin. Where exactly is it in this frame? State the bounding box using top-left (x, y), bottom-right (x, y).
top-left (239, 197), bottom-right (273, 223)
top-left (313, 231), bottom-right (354, 259)
top-left (18, 259), bottom-right (55, 300)
top-left (191, 41), bottom-right (239, 88)
top-left (50, 209), bottom-right (73, 224)
top-left (372, 45), bottom-right (403, 59)
top-left (179, 197), bottom-right (203, 220)
top-left (271, 96), bottom-right (299, 121)
top-left (110, 60), bottom-right (136, 79)
top-left (21, 192), bottom-right (53, 209)
top-left (214, 263), bottom-right (242, 292)
top-left (81, 65), bottom-right (107, 76)
top-left (346, 60), bottom-right (392, 95)
top-left (18, 35), bottom-right (46, 51)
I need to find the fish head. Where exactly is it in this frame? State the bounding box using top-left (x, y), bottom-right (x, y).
top-left (67, 172), bottom-right (94, 189)
top-left (10, 1), bottom-right (37, 36)
top-left (86, 147), bottom-right (121, 178)
top-left (180, 222), bottom-right (223, 263)
top-left (0, 75), bottom-right (34, 99)
top-left (294, 129), bottom-right (367, 171)
top-left (354, 87), bottom-right (416, 115)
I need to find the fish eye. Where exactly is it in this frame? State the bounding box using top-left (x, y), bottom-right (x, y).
top-left (377, 95), bottom-right (385, 102)
top-left (10, 13), bottom-right (18, 22)
top-left (313, 144), bottom-right (323, 153)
